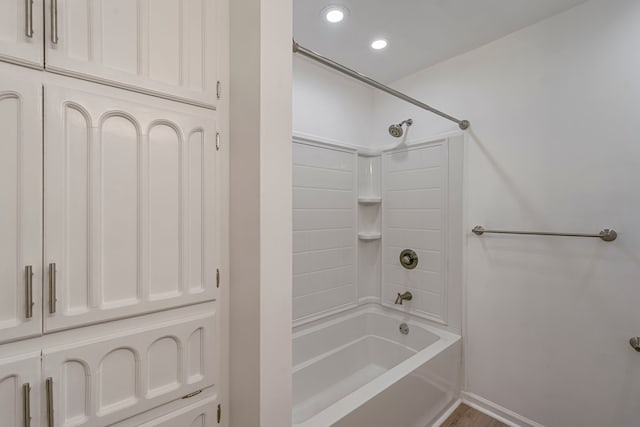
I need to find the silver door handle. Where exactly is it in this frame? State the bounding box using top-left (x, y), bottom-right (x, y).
top-left (49, 263), bottom-right (57, 314)
top-left (23, 383), bottom-right (31, 427)
top-left (25, 0), bottom-right (33, 38)
top-left (51, 0), bottom-right (59, 44)
top-left (25, 266), bottom-right (34, 318)
top-left (46, 377), bottom-right (54, 427)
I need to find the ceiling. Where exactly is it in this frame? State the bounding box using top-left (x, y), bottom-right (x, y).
top-left (293, 0), bottom-right (588, 83)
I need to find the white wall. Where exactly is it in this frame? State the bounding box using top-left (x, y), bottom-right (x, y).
top-left (293, 56), bottom-right (374, 148)
top-left (371, 0), bottom-right (640, 425)
top-left (229, 0), bottom-right (292, 425)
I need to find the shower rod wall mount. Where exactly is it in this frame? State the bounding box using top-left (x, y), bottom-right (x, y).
top-left (292, 40), bottom-right (471, 131)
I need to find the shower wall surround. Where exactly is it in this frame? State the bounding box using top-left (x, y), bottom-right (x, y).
top-left (292, 141), bottom-right (358, 323)
top-left (293, 53), bottom-right (463, 330)
top-left (381, 139), bottom-right (463, 330)
top-left (383, 143), bottom-right (449, 322)
top-left (291, 134), bottom-right (463, 331)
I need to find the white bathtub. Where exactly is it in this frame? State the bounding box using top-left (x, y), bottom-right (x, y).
top-left (292, 305), bottom-right (462, 427)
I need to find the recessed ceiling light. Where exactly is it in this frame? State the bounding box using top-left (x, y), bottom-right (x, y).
top-left (325, 7), bottom-right (345, 23)
top-left (371, 39), bottom-right (388, 50)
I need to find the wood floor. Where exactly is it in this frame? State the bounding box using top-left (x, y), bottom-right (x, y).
top-left (439, 404), bottom-right (509, 427)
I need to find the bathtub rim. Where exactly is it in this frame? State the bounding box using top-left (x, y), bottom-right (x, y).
top-left (293, 303), bottom-right (459, 341)
top-left (292, 304), bottom-right (462, 427)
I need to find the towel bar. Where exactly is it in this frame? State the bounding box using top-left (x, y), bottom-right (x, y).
top-left (472, 226), bottom-right (617, 242)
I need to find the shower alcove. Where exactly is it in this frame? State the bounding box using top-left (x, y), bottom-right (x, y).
top-left (292, 133), bottom-right (465, 426)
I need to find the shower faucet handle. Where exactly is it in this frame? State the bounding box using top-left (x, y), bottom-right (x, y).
top-left (630, 337), bottom-right (640, 352)
top-left (399, 249), bottom-right (418, 270)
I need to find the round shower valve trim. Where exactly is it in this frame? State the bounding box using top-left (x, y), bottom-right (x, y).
top-left (399, 249), bottom-right (418, 269)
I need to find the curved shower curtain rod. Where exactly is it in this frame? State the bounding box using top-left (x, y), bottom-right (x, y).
top-left (292, 40), bottom-right (470, 130)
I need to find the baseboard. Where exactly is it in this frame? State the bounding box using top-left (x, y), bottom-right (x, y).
top-left (461, 392), bottom-right (544, 427)
top-left (431, 398), bottom-right (462, 427)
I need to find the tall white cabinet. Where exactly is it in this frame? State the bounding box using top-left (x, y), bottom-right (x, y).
top-left (0, 75), bottom-right (43, 344)
top-left (0, 0), bottom-right (227, 425)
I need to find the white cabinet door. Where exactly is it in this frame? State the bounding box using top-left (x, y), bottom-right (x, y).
top-left (44, 81), bottom-right (219, 332)
top-left (45, 0), bottom-right (218, 107)
top-left (0, 0), bottom-right (44, 68)
top-left (43, 304), bottom-right (217, 426)
top-left (0, 71), bottom-right (42, 344)
top-left (0, 352), bottom-right (41, 427)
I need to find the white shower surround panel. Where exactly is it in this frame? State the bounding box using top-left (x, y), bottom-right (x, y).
top-left (382, 141), bottom-right (449, 324)
top-left (292, 305), bottom-right (461, 427)
top-left (292, 134), bottom-right (464, 331)
top-left (292, 140), bottom-right (358, 322)
top-left (375, 134), bottom-right (464, 332)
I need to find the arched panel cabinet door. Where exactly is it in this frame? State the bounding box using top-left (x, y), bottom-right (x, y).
top-left (0, 352), bottom-right (41, 427)
top-left (42, 303), bottom-right (217, 427)
top-left (44, 80), bottom-right (219, 332)
top-left (0, 0), bottom-right (44, 68)
top-left (44, 0), bottom-right (219, 108)
top-left (0, 70), bottom-right (43, 345)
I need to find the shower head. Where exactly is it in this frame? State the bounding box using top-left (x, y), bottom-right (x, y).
top-left (388, 119), bottom-right (413, 138)
top-left (388, 124), bottom-right (403, 138)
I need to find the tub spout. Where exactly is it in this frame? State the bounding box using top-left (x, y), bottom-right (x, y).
top-left (394, 292), bottom-right (413, 305)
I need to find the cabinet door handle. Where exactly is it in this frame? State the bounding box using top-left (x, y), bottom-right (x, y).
top-left (24, 266), bottom-right (34, 318)
top-left (25, 0), bottom-right (33, 38)
top-left (49, 263), bottom-right (57, 314)
top-left (51, 0), bottom-right (59, 44)
top-left (23, 383), bottom-right (31, 427)
top-left (46, 377), bottom-right (54, 427)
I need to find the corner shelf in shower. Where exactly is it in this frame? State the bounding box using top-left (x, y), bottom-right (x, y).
top-left (358, 232), bottom-right (382, 241)
top-left (358, 197), bottom-right (382, 205)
